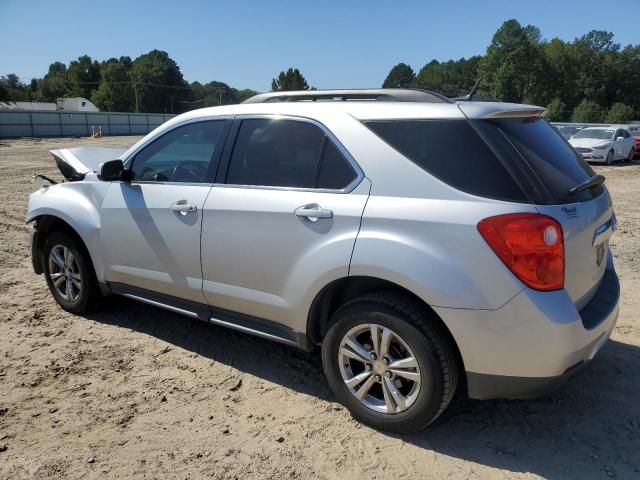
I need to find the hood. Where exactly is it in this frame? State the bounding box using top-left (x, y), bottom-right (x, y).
top-left (568, 137), bottom-right (612, 149)
top-left (49, 147), bottom-right (127, 181)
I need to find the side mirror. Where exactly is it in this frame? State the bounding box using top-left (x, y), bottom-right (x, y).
top-left (98, 159), bottom-right (128, 181)
top-left (616, 136), bottom-right (624, 141)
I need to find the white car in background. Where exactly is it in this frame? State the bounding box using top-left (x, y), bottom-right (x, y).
top-left (569, 126), bottom-right (635, 164)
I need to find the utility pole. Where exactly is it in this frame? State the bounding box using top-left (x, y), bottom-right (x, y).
top-left (133, 83), bottom-right (139, 113)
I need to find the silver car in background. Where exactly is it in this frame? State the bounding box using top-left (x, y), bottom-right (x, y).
top-left (27, 89), bottom-right (620, 432)
top-left (569, 125), bottom-right (635, 163)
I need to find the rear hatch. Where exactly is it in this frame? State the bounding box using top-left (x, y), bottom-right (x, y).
top-left (464, 108), bottom-right (614, 309)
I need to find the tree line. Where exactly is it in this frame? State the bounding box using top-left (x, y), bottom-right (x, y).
top-left (1, 19), bottom-right (638, 122)
top-left (382, 20), bottom-right (640, 123)
top-left (0, 50), bottom-right (313, 114)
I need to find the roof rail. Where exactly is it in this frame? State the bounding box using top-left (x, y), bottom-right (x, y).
top-left (242, 88), bottom-right (453, 104)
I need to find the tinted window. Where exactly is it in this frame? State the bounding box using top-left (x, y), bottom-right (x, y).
top-left (364, 119), bottom-right (527, 202)
top-left (621, 130), bottom-right (630, 138)
top-left (317, 141), bottom-right (357, 189)
top-left (131, 121), bottom-right (228, 183)
top-left (226, 118), bottom-right (355, 189)
top-left (484, 117), bottom-right (599, 202)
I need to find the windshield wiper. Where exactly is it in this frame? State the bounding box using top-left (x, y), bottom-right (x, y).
top-left (568, 174), bottom-right (605, 196)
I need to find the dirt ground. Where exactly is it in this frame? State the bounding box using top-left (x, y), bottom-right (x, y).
top-left (0, 136), bottom-right (639, 480)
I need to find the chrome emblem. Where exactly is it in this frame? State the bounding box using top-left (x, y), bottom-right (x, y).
top-left (596, 243), bottom-right (605, 267)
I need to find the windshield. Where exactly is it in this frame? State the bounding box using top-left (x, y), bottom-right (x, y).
top-left (573, 129), bottom-right (614, 140)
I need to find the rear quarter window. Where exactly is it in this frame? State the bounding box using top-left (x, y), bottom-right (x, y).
top-left (363, 119), bottom-right (527, 202)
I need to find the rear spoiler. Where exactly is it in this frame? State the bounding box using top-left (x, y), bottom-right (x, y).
top-left (458, 102), bottom-right (546, 120)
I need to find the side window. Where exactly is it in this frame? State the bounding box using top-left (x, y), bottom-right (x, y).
top-left (622, 130), bottom-right (630, 138)
top-left (317, 140), bottom-right (357, 189)
top-left (131, 120), bottom-right (229, 183)
top-left (364, 119), bottom-right (527, 202)
top-left (226, 118), bottom-right (356, 189)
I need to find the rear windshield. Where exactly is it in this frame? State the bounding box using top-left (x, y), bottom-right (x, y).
top-left (364, 117), bottom-right (600, 204)
top-left (481, 117), bottom-right (599, 202)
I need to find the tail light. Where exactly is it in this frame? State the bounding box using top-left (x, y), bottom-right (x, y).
top-left (478, 213), bottom-right (564, 291)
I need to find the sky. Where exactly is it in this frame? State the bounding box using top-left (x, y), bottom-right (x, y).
top-left (0, 0), bottom-right (637, 92)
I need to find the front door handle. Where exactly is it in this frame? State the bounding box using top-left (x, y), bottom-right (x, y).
top-left (170, 200), bottom-right (197, 215)
top-left (294, 204), bottom-right (333, 222)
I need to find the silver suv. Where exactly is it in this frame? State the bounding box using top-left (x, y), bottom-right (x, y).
top-left (27, 89), bottom-right (620, 432)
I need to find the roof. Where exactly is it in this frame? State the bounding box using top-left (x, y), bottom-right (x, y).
top-left (242, 89), bottom-right (452, 104)
top-left (169, 99), bottom-right (543, 123)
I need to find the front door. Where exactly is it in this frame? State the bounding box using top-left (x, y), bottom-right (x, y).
top-left (100, 119), bottom-right (231, 303)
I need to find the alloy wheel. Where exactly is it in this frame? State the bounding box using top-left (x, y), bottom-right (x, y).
top-left (337, 323), bottom-right (421, 414)
top-left (48, 244), bottom-right (82, 301)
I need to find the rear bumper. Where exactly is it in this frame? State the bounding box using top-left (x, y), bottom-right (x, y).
top-left (435, 253), bottom-right (620, 400)
top-left (466, 360), bottom-right (589, 400)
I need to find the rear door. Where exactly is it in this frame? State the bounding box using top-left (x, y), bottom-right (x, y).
top-left (200, 116), bottom-right (369, 328)
top-left (100, 119), bottom-right (231, 303)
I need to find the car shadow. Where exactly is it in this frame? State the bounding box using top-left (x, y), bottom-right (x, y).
top-left (86, 296), bottom-right (640, 479)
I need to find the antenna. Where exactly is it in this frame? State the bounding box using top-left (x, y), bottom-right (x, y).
top-left (454, 78), bottom-right (482, 101)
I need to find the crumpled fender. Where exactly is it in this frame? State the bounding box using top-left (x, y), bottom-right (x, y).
top-left (27, 177), bottom-right (110, 280)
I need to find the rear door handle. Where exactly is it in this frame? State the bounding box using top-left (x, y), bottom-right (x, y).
top-left (170, 200), bottom-right (197, 215)
top-left (294, 204), bottom-right (333, 222)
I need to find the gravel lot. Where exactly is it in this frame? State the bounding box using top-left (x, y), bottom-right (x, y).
top-left (1, 136), bottom-right (639, 479)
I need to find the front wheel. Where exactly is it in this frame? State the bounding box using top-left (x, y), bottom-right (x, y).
top-left (43, 232), bottom-right (101, 314)
top-left (321, 293), bottom-right (459, 433)
top-left (606, 150), bottom-right (614, 165)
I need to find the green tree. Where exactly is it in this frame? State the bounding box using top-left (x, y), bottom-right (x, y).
top-left (271, 68), bottom-right (309, 91)
top-left (237, 88), bottom-right (258, 103)
top-left (382, 63), bottom-right (415, 88)
top-left (0, 74), bottom-right (30, 101)
top-left (91, 58), bottom-right (134, 112)
top-left (572, 30), bottom-right (620, 107)
top-left (67, 55), bottom-right (101, 98)
top-left (606, 103), bottom-right (636, 123)
top-left (571, 100), bottom-right (604, 123)
top-left (479, 19), bottom-right (550, 104)
top-left (130, 50), bottom-right (190, 113)
top-left (545, 98), bottom-right (568, 121)
top-left (493, 61), bottom-right (520, 102)
top-left (414, 57), bottom-right (481, 96)
top-left (34, 62), bottom-right (69, 101)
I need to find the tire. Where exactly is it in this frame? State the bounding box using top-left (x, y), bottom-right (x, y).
top-left (321, 293), bottom-right (459, 433)
top-left (627, 148), bottom-right (634, 163)
top-left (42, 231), bottom-right (101, 314)
top-left (606, 150), bottom-right (614, 165)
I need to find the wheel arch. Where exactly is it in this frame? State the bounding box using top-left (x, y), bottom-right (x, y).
top-left (306, 275), bottom-right (465, 373)
top-left (30, 214), bottom-right (102, 289)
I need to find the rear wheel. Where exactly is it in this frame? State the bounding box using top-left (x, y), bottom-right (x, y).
top-left (321, 293), bottom-right (458, 432)
top-left (43, 232), bottom-right (101, 314)
top-left (606, 150), bottom-right (614, 165)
